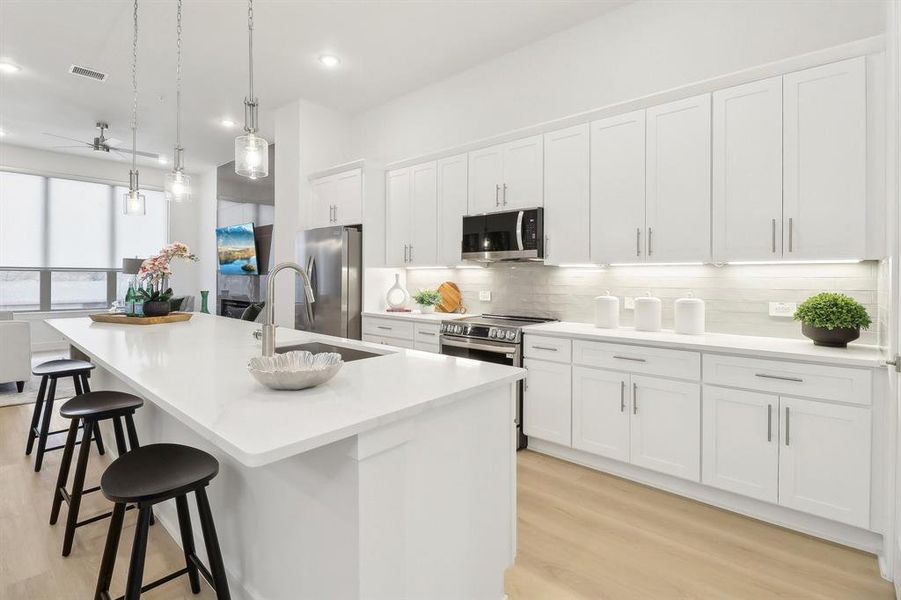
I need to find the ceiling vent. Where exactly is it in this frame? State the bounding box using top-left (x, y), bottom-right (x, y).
top-left (68, 64), bottom-right (107, 82)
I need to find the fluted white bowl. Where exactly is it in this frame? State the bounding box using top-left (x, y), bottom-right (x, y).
top-left (247, 351), bottom-right (344, 391)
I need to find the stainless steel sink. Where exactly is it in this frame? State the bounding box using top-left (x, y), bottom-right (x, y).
top-left (276, 341), bottom-right (383, 362)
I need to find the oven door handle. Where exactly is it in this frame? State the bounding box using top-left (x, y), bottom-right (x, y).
top-left (440, 337), bottom-right (516, 356)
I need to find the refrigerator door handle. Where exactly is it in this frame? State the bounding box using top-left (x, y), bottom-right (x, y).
top-left (305, 255), bottom-right (315, 326)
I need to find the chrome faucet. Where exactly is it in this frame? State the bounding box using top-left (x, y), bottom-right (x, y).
top-left (262, 261), bottom-right (315, 357)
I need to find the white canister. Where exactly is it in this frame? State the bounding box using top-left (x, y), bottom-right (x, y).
top-left (634, 292), bottom-right (662, 332)
top-left (594, 291), bottom-right (620, 329)
top-left (674, 291), bottom-right (705, 335)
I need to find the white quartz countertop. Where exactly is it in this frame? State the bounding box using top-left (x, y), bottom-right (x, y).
top-left (47, 314), bottom-right (524, 467)
top-left (522, 321), bottom-right (885, 368)
top-left (362, 310), bottom-right (471, 323)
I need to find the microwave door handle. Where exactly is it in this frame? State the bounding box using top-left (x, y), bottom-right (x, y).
top-left (516, 211), bottom-right (524, 251)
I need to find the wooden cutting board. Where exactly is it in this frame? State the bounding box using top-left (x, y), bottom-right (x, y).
top-left (436, 282), bottom-right (463, 313)
top-left (89, 312), bottom-right (194, 325)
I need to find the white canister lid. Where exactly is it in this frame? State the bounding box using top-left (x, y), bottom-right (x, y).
top-left (634, 292), bottom-right (661, 304)
top-left (675, 291), bottom-right (704, 306)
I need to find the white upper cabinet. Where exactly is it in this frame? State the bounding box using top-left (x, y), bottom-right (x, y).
top-left (783, 57), bottom-right (867, 260)
top-left (409, 162), bottom-right (438, 266)
top-left (645, 94), bottom-right (712, 262)
top-left (572, 366), bottom-right (630, 462)
top-left (702, 386), bottom-right (779, 503)
top-left (468, 145), bottom-right (505, 215)
top-left (778, 396), bottom-right (870, 528)
top-left (502, 135), bottom-right (544, 210)
top-left (713, 77), bottom-right (783, 262)
top-left (590, 110), bottom-right (646, 264)
top-left (385, 168), bottom-right (411, 266)
top-left (309, 168), bottom-right (363, 229)
top-left (437, 154), bottom-right (468, 266)
top-left (468, 135), bottom-right (543, 214)
top-left (543, 124), bottom-right (590, 265)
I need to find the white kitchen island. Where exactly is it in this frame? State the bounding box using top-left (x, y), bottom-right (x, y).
top-left (47, 313), bottom-right (523, 600)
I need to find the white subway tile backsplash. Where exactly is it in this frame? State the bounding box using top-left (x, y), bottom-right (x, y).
top-left (404, 262), bottom-right (881, 344)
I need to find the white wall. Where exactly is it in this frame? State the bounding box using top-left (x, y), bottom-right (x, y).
top-left (351, 0), bottom-right (885, 162)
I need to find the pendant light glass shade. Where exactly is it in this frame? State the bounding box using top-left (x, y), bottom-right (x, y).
top-left (124, 169), bottom-right (146, 215)
top-left (235, 131), bottom-right (268, 179)
top-left (165, 169), bottom-right (192, 202)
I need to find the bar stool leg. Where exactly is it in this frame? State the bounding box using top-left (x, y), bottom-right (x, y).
top-left (75, 373), bottom-right (105, 455)
top-left (176, 495), bottom-right (202, 593)
top-left (25, 376), bottom-right (48, 455)
top-left (124, 414), bottom-right (140, 450)
top-left (81, 372), bottom-right (92, 393)
top-left (73, 374), bottom-right (83, 396)
top-left (50, 418), bottom-right (80, 525)
top-left (112, 417), bottom-right (128, 456)
top-left (195, 486), bottom-right (231, 600)
top-left (94, 502), bottom-right (126, 600)
top-left (62, 418), bottom-right (94, 557)
top-left (124, 505), bottom-right (153, 600)
top-left (34, 377), bottom-right (58, 472)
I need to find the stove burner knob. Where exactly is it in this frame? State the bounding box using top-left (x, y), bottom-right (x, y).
top-left (505, 330), bottom-right (516, 341)
top-left (454, 325), bottom-right (463, 334)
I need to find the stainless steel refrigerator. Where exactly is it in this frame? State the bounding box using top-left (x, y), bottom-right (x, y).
top-left (294, 226), bottom-right (362, 339)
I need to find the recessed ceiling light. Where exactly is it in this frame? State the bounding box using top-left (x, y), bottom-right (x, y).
top-left (157, 155), bottom-right (169, 165)
top-left (220, 118), bottom-right (237, 128)
top-left (318, 54), bottom-right (340, 68)
top-left (0, 61), bottom-right (21, 74)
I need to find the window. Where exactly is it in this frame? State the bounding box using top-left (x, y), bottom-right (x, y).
top-left (0, 170), bottom-right (168, 312)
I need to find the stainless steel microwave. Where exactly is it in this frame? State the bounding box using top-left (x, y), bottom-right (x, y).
top-left (461, 208), bottom-right (544, 262)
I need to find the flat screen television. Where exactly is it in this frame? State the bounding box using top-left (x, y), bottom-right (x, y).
top-left (216, 223), bottom-right (259, 275)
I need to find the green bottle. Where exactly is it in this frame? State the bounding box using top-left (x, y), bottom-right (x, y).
top-left (125, 280), bottom-right (136, 316)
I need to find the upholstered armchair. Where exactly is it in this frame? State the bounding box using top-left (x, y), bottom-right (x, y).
top-left (0, 320), bottom-right (31, 392)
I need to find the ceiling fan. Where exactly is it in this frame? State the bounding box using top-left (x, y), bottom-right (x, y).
top-left (43, 121), bottom-right (160, 161)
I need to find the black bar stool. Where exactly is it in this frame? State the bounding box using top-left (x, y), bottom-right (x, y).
top-left (25, 358), bottom-right (105, 472)
top-left (50, 391), bottom-right (146, 557)
top-left (95, 443), bottom-right (230, 600)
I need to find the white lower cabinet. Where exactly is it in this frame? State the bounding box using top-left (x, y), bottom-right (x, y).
top-left (572, 367), bottom-right (630, 462)
top-left (523, 359), bottom-right (571, 447)
top-left (361, 317), bottom-right (441, 353)
top-left (778, 396), bottom-right (870, 528)
top-left (702, 386), bottom-right (779, 502)
top-left (629, 375), bottom-right (701, 482)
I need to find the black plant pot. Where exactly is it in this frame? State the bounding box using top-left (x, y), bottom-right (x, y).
top-left (143, 300), bottom-right (171, 318)
top-left (801, 323), bottom-right (860, 347)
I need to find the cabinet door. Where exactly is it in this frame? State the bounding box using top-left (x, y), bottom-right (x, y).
top-left (702, 386), bottom-right (778, 502)
top-left (543, 124), bottom-right (590, 265)
top-left (385, 168), bottom-right (411, 266)
top-left (590, 110), bottom-right (646, 264)
top-left (646, 94), bottom-right (712, 262)
top-left (712, 77), bottom-right (783, 261)
top-left (778, 396), bottom-right (870, 528)
top-left (523, 358), bottom-right (572, 446)
top-left (409, 162), bottom-right (438, 266)
top-left (437, 154), bottom-right (468, 266)
top-left (572, 366), bottom-right (629, 461)
top-left (630, 375), bottom-right (700, 481)
top-left (502, 135), bottom-right (544, 210)
top-left (310, 175), bottom-right (335, 229)
top-left (468, 144), bottom-right (504, 215)
top-left (333, 168), bottom-right (363, 226)
top-left (783, 57), bottom-right (866, 260)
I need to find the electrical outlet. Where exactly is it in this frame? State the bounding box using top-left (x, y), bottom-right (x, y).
top-left (624, 297), bottom-right (635, 310)
top-left (769, 301), bottom-right (797, 318)
top-left (479, 290), bottom-right (492, 302)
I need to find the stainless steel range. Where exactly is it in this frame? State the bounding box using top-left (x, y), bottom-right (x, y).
top-left (439, 314), bottom-right (556, 449)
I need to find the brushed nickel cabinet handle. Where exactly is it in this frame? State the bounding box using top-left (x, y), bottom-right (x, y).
top-left (545, 235), bottom-right (549, 258)
top-left (495, 184), bottom-right (500, 207)
top-left (418, 331), bottom-right (436, 337)
top-left (333, 205), bottom-right (338, 223)
top-left (503, 183), bottom-right (508, 205)
top-left (767, 404), bottom-right (773, 442)
top-left (647, 227), bottom-right (653, 256)
top-left (771, 219), bottom-right (776, 253)
top-left (613, 355), bottom-right (647, 363)
top-left (377, 325), bottom-right (392, 331)
top-left (410, 244), bottom-right (414, 263)
top-left (532, 345), bottom-right (558, 352)
top-left (636, 228), bottom-right (641, 257)
top-left (403, 244), bottom-right (409, 263)
top-left (632, 382), bottom-right (638, 414)
top-left (755, 373), bottom-right (803, 383)
top-left (620, 380), bottom-right (625, 412)
top-left (785, 406), bottom-right (790, 446)
top-left (788, 217), bottom-right (793, 252)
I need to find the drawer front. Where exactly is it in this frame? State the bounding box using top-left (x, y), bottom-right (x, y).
top-left (703, 354), bottom-right (872, 405)
top-left (414, 323), bottom-right (441, 346)
top-left (573, 340), bottom-right (700, 381)
top-left (523, 335), bottom-right (572, 363)
top-left (362, 333), bottom-right (415, 350)
top-left (362, 317), bottom-right (414, 340)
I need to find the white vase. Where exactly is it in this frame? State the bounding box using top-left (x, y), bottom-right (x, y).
top-left (386, 274), bottom-right (409, 309)
top-left (419, 304), bottom-right (435, 313)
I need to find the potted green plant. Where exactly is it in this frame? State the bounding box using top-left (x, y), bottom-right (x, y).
top-left (793, 292), bottom-right (871, 347)
top-left (412, 288), bottom-right (441, 313)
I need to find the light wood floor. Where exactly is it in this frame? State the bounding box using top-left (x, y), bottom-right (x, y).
top-left (0, 402), bottom-right (894, 600)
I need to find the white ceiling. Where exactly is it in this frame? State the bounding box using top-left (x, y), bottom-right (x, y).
top-left (0, 0), bottom-right (628, 171)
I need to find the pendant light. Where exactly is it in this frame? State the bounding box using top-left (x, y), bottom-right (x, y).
top-left (123, 0), bottom-right (145, 216)
top-left (165, 0), bottom-right (191, 202)
top-left (234, 0), bottom-right (268, 179)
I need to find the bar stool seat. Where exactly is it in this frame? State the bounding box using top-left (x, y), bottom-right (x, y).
top-left (26, 358), bottom-right (103, 472)
top-left (95, 444), bottom-right (230, 600)
top-left (50, 391), bottom-right (145, 557)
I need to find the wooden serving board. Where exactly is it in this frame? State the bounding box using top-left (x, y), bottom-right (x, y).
top-left (89, 312), bottom-right (194, 325)
top-left (436, 281), bottom-right (463, 313)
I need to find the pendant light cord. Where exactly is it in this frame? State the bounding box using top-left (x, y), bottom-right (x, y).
top-left (248, 0), bottom-right (254, 101)
top-left (175, 0), bottom-right (182, 152)
top-left (130, 0), bottom-right (139, 174)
